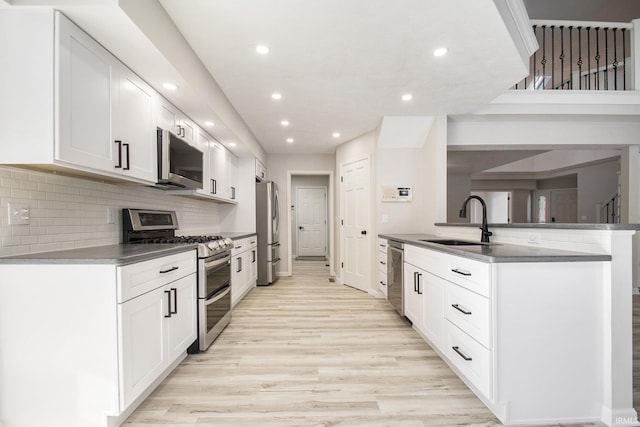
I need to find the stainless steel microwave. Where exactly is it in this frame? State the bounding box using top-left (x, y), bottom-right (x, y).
top-left (156, 128), bottom-right (203, 190)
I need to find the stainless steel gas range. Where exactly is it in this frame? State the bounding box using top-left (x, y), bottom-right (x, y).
top-left (122, 208), bottom-right (233, 352)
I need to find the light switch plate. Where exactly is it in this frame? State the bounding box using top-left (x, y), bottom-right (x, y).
top-left (8, 203), bottom-right (30, 225)
top-left (107, 208), bottom-right (117, 224)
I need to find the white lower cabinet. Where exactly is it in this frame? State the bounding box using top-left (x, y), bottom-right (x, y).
top-left (231, 235), bottom-right (258, 306)
top-left (117, 250), bottom-right (197, 414)
top-left (0, 249), bottom-right (197, 427)
top-left (402, 243), bottom-right (606, 426)
top-left (119, 274), bottom-right (196, 409)
top-left (377, 238), bottom-right (388, 297)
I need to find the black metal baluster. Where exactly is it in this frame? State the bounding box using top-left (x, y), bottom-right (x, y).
top-left (533, 25), bottom-right (538, 89)
top-left (595, 27), bottom-right (600, 90)
top-left (604, 28), bottom-right (609, 90)
top-left (569, 26), bottom-right (573, 89)
top-left (587, 27), bottom-right (591, 90)
top-left (542, 25), bottom-right (547, 90)
top-left (622, 28), bottom-right (627, 90)
top-left (551, 26), bottom-right (555, 89)
top-left (560, 26), bottom-right (565, 89)
top-left (613, 28), bottom-right (617, 90)
top-left (577, 27), bottom-right (583, 89)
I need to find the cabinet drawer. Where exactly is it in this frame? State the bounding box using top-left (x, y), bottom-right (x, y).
top-left (405, 245), bottom-right (444, 277)
top-left (445, 256), bottom-right (491, 297)
top-left (377, 238), bottom-right (387, 254)
top-left (377, 250), bottom-right (388, 271)
top-left (445, 283), bottom-right (491, 348)
top-left (246, 235), bottom-right (257, 249)
top-left (378, 270), bottom-right (388, 297)
top-left (118, 251), bottom-right (197, 303)
top-left (378, 270), bottom-right (387, 288)
top-left (445, 321), bottom-right (492, 399)
top-left (232, 236), bottom-right (256, 255)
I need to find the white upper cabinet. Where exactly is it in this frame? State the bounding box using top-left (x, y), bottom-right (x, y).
top-left (228, 153), bottom-right (239, 201)
top-left (157, 98), bottom-right (195, 146)
top-left (56, 15), bottom-right (115, 172)
top-left (190, 128), bottom-right (239, 203)
top-left (0, 9), bottom-right (157, 185)
top-left (111, 62), bottom-right (157, 183)
top-left (210, 141), bottom-right (229, 199)
top-left (255, 159), bottom-right (267, 182)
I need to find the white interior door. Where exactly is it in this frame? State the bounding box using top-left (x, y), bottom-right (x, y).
top-left (297, 187), bottom-right (327, 257)
top-left (470, 191), bottom-right (511, 223)
top-left (341, 157), bottom-right (370, 292)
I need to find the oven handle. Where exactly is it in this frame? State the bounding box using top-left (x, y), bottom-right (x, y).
top-left (205, 284), bottom-right (231, 306)
top-left (204, 254), bottom-right (231, 270)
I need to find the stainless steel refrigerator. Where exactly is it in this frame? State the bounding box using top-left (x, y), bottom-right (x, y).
top-left (256, 181), bottom-right (280, 285)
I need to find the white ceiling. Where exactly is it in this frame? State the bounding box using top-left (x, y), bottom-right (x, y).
top-left (158, 0), bottom-right (529, 154)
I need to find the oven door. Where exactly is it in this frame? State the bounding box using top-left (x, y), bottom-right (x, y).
top-left (199, 252), bottom-right (231, 299)
top-left (198, 283), bottom-right (231, 351)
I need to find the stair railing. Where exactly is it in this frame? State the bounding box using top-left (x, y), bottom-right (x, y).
top-left (513, 20), bottom-right (633, 91)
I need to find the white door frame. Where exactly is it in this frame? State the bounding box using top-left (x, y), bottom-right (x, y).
top-left (295, 185), bottom-right (328, 258)
top-left (286, 170), bottom-right (335, 278)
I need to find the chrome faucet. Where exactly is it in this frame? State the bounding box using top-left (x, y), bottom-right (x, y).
top-left (459, 195), bottom-right (492, 243)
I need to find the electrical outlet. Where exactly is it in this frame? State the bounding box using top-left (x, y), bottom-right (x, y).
top-left (527, 233), bottom-right (540, 244)
top-left (382, 214), bottom-right (389, 224)
top-left (8, 203), bottom-right (30, 225)
top-left (106, 208), bottom-right (117, 224)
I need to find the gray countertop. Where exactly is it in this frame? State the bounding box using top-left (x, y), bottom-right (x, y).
top-left (0, 244), bottom-right (198, 265)
top-left (220, 231), bottom-right (257, 240)
top-left (379, 233), bottom-right (611, 263)
top-left (435, 222), bottom-right (640, 231)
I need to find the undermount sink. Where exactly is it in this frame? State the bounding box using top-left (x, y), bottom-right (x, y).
top-left (420, 239), bottom-right (486, 246)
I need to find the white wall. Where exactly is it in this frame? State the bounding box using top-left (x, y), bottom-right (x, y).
top-left (290, 175), bottom-right (329, 257)
top-left (267, 153), bottom-right (335, 276)
top-left (575, 159), bottom-right (620, 223)
top-left (0, 165), bottom-right (221, 257)
top-left (376, 116), bottom-right (448, 234)
top-left (448, 119), bottom-right (640, 149)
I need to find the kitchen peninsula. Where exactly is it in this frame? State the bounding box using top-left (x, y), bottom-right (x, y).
top-left (381, 222), bottom-right (638, 427)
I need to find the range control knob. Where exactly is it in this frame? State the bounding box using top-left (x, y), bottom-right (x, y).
top-left (207, 241), bottom-right (220, 250)
top-left (224, 238), bottom-right (233, 247)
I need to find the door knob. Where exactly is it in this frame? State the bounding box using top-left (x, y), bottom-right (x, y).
top-left (299, 226), bottom-right (304, 230)
top-left (361, 230), bottom-right (367, 235)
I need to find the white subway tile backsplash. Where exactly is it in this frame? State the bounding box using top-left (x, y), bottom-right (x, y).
top-left (0, 166), bottom-right (221, 257)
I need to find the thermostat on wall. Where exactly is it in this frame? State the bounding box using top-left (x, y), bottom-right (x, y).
top-left (382, 185), bottom-right (412, 202)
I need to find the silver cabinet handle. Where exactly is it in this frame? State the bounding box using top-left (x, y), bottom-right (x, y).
top-left (159, 266), bottom-right (179, 274)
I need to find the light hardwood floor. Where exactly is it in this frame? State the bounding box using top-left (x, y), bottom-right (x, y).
top-left (126, 261), bottom-right (606, 426)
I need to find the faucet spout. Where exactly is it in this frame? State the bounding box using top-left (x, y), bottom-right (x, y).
top-left (459, 195), bottom-right (492, 243)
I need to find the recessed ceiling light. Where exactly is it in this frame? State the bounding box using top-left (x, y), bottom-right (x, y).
top-left (332, 132), bottom-right (340, 138)
top-left (228, 142), bottom-right (237, 147)
top-left (256, 45), bottom-right (270, 55)
top-left (402, 93), bottom-right (413, 102)
top-left (163, 82), bottom-right (177, 91)
top-left (271, 92), bottom-right (282, 100)
top-left (286, 138), bottom-right (294, 143)
top-left (433, 47), bottom-right (448, 57)
top-left (281, 120), bottom-right (289, 127)
top-left (204, 121), bottom-right (215, 127)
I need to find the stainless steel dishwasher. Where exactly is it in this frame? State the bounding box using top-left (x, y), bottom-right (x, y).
top-left (387, 240), bottom-right (403, 315)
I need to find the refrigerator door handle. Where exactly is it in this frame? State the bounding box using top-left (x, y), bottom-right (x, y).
top-left (273, 188), bottom-right (279, 236)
